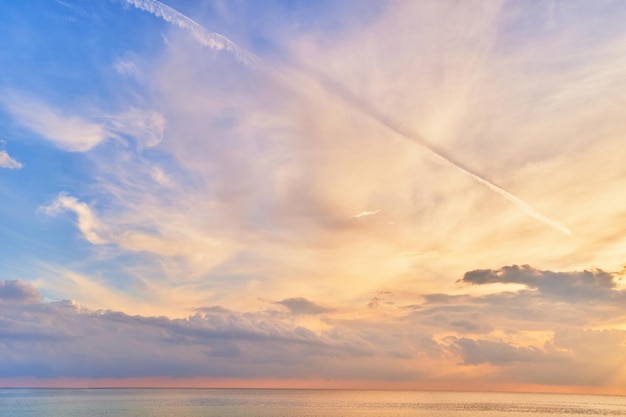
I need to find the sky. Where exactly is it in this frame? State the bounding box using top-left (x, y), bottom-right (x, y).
top-left (1, 0), bottom-right (626, 394)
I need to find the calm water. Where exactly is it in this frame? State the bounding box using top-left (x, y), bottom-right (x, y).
top-left (1, 389), bottom-right (625, 417)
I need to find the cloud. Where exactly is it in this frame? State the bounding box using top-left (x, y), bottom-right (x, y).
top-left (0, 295), bottom-right (436, 381)
top-left (0, 280), bottom-right (40, 303)
top-left (3, 263), bottom-right (626, 387)
top-left (124, 0), bottom-right (260, 66)
top-left (407, 264), bottom-right (626, 334)
top-left (104, 108), bottom-right (166, 149)
top-left (114, 56), bottom-right (142, 79)
top-left (276, 297), bottom-right (334, 315)
top-left (42, 193), bottom-right (106, 244)
top-left (298, 66), bottom-right (573, 236)
top-left (5, 0), bottom-right (626, 389)
top-left (449, 337), bottom-right (559, 366)
top-left (0, 150), bottom-right (22, 169)
top-left (353, 209), bottom-right (380, 219)
top-left (460, 265), bottom-right (618, 302)
top-left (132, 0), bottom-right (572, 236)
top-left (34, 0), bottom-right (619, 322)
top-left (2, 93), bottom-right (107, 152)
top-left (41, 192), bottom-right (225, 262)
top-left (2, 92), bottom-right (165, 152)
top-left (445, 328), bottom-right (626, 386)
top-left (149, 166), bottom-right (174, 187)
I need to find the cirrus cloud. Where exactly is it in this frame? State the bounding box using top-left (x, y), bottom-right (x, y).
top-left (0, 150), bottom-right (22, 169)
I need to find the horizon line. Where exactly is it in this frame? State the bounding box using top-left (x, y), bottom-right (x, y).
top-left (1, 382), bottom-right (624, 397)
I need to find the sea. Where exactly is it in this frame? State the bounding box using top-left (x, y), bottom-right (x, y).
top-left (1, 389), bottom-right (625, 417)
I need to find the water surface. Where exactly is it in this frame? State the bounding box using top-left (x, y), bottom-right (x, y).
top-left (1, 389), bottom-right (625, 417)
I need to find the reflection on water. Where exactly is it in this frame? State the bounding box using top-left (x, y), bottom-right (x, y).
top-left (1, 389), bottom-right (625, 417)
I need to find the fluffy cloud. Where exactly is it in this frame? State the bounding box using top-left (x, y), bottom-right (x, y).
top-left (4, 263), bottom-right (626, 388)
top-left (0, 280), bottom-right (40, 303)
top-left (0, 281), bottom-right (439, 380)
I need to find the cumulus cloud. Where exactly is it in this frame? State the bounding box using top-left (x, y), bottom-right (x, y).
top-left (3, 262), bottom-right (626, 387)
top-left (0, 294), bottom-right (436, 381)
top-left (0, 280), bottom-right (40, 303)
top-left (0, 150), bottom-right (22, 169)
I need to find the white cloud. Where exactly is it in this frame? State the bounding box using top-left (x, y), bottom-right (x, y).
top-left (3, 94), bottom-right (107, 152)
top-left (114, 57), bottom-right (141, 78)
top-left (149, 166), bottom-right (174, 187)
top-left (105, 108), bottom-right (166, 149)
top-left (2, 92), bottom-right (165, 152)
top-left (0, 150), bottom-right (22, 169)
top-left (42, 193), bottom-right (106, 244)
top-left (353, 209), bottom-right (380, 219)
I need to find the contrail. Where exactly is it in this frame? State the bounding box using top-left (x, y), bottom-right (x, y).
top-left (305, 70), bottom-right (573, 236)
top-left (123, 0), bottom-right (572, 236)
top-left (124, 0), bottom-right (260, 67)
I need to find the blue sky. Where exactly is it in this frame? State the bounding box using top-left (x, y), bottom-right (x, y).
top-left (2, 0), bottom-right (626, 392)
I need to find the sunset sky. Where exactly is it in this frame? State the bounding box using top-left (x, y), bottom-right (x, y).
top-left (2, 0), bottom-right (626, 393)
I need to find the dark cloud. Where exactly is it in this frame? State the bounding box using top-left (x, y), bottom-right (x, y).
top-left (449, 337), bottom-right (560, 366)
top-left (0, 296), bottom-right (436, 380)
top-left (367, 296), bottom-right (380, 309)
top-left (460, 265), bottom-right (618, 302)
top-left (0, 280), bottom-right (40, 303)
top-left (193, 305), bottom-right (231, 314)
top-left (407, 300), bottom-right (495, 334)
top-left (449, 320), bottom-right (489, 333)
top-left (4, 267), bottom-right (626, 386)
top-left (407, 265), bottom-right (626, 336)
top-left (445, 328), bottom-right (626, 386)
top-left (412, 282), bottom-right (626, 332)
top-left (275, 297), bottom-right (334, 315)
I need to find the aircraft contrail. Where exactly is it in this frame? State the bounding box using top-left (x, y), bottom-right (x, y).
top-left (305, 70), bottom-right (574, 236)
top-left (124, 0), bottom-right (260, 67)
top-left (123, 0), bottom-right (572, 236)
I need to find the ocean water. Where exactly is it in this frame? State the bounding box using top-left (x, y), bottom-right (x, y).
top-left (1, 389), bottom-right (625, 417)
